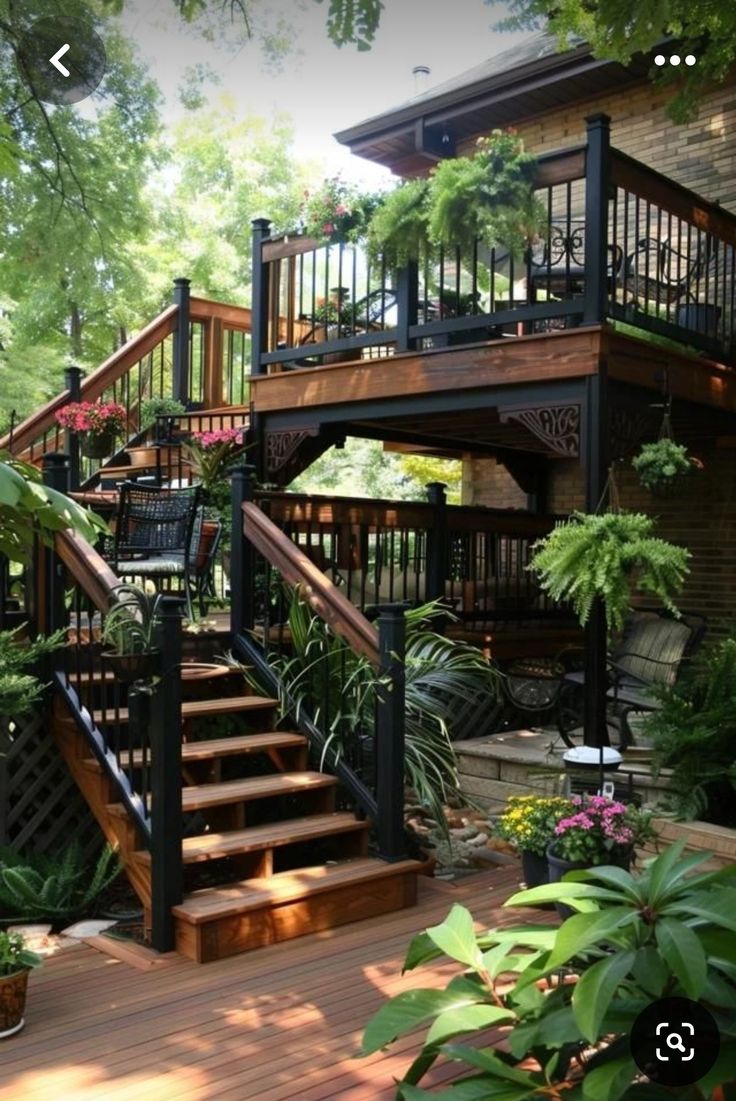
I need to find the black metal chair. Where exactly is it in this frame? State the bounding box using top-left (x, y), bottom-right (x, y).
top-left (623, 237), bottom-right (715, 312)
top-left (555, 609), bottom-right (706, 748)
top-left (529, 222), bottom-right (623, 299)
top-left (111, 483), bottom-right (201, 620)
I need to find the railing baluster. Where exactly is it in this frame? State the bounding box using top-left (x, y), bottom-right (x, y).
top-left (375, 604), bottom-right (406, 863)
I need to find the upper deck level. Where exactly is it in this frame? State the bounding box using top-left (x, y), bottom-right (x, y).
top-left (249, 116), bottom-right (736, 424)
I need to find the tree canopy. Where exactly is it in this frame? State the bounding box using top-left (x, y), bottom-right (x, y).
top-left (504, 0), bottom-right (736, 121)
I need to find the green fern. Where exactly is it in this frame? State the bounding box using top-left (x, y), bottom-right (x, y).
top-left (645, 637), bottom-right (736, 825)
top-left (528, 511), bottom-right (690, 633)
top-left (0, 843), bottom-right (119, 927)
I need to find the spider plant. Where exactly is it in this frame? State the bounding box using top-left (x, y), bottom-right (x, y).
top-left (102, 583), bottom-right (162, 655)
top-left (263, 590), bottom-right (499, 830)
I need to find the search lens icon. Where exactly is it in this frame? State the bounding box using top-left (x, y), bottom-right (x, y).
top-left (667, 1033), bottom-right (686, 1053)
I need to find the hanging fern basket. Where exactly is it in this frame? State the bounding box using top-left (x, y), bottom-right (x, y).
top-left (632, 410), bottom-right (702, 498)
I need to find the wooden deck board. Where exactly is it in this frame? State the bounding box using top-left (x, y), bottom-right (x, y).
top-left (0, 864), bottom-right (555, 1101)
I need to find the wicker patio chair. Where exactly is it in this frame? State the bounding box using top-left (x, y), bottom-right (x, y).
top-left (111, 482), bottom-right (202, 620)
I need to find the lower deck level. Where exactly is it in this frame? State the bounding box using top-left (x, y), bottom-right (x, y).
top-left (0, 865), bottom-right (550, 1101)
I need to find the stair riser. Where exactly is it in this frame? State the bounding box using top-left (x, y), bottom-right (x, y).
top-left (176, 870), bottom-right (418, 963)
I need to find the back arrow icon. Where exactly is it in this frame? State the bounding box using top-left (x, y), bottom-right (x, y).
top-left (49, 43), bottom-right (71, 77)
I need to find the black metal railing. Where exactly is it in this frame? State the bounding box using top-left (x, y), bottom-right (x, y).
top-left (251, 485), bottom-right (564, 630)
top-left (229, 466), bottom-right (407, 861)
top-left (252, 115), bottom-right (736, 372)
top-left (41, 452), bottom-right (184, 951)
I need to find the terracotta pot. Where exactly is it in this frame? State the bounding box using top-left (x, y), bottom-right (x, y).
top-left (80, 430), bottom-right (116, 458)
top-left (196, 521), bottom-right (219, 569)
top-left (0, 969), bottom-right (29, 1038)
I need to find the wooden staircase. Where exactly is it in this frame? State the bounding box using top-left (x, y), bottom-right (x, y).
top-left (52, 659), bottom-right (420, 963)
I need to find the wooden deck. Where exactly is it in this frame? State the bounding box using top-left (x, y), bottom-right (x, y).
top-left (0, 864), bottom-right (554, 1101)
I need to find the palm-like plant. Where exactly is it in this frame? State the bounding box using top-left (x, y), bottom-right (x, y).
top-left (265, 592), bottom-right (498, 828)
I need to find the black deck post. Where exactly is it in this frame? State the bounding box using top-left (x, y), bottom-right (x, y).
top-left (395, 261), bottom-right (419, 353)
top-left (250, 219), bottom-right (272, 378)
top-left (425, 481), bottom-right (448, 603)
top-left (149, 595), bottom-right (184, 952)
top-left (583, 113), bottom-right (611, 326)
top-left (375, 604), bottom-right (407, 862)
top-left (230, 463), bottom-right (257, 639)
top-left (41, 453), bottom-right (71, 637)
top-left (582, 371), bottom-right (610, 748)
top-left (172, 277), bottom-right (191, 407)
top-left (63, 367), bottom-right (83, 491)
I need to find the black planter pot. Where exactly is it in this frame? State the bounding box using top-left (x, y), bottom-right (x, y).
top-left (547, 843), bottom-right (632, 921)
top-left (80, 430), bottom-right (117, 459)
top-left (675, 302), bottom-right (721, 336)
top-left (521, 849), bottom-right (549, 889)
top-left (102, 650), bottom-right (160, 684)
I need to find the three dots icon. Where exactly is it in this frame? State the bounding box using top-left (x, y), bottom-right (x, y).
top-left (654, 54), bottom-right (697, 66)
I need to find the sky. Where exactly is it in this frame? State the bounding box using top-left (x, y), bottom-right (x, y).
top-left (117, 0), bottom-right (531, 185)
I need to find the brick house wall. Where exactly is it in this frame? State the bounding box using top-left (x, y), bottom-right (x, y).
top-left (465, 442), bottom-right (736, 635)
top-left (462, 73), bottom-right (736, 635)
top-left (456, 75), bottom-right (736, 215)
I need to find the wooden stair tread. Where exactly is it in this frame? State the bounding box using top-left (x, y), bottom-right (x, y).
top-left (173, 857), bottom-right (422, 923)
top-left (77, 663), bottom-right (240, 687)
top-left (181, 771), bottom-right (337, 811)
top-left (134, 812), bottom-right (367, 864)
top-left (83, 732), bottom-right (306, 772)
top-left (93, 695), bottom-right (278, 724)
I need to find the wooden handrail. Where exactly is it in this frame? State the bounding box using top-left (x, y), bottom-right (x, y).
top-left (189, 297), bottom-right (253, 331)
top-left (257, 491), bottom-right (558, 537)
top-left (0, 305), bottom-right (179, 455)
top-left (242, 500), bottom-right (379, 666)
top-left (55, 529), bottom-right (120, 613)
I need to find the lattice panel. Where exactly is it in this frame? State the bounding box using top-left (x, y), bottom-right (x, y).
top-left (1, 708), bottom-right (100, 858)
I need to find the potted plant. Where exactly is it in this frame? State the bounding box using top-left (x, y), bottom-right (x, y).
top-left (528, 510), bottom-right (690, 633)
top-left (301, 176), bottom-right (381, 246)
top-left (139, 397), bottom-right (186, 441)
top-left (101, 583), bottom-right (162, 683)
top-left (0, 931), bottom-right (42, 1038)
top-left (495, 794), bottom-right (573, 887)
top-left (632, 437), bottom-right (701, 496)
top-left (361, 841), bottom-right (736, 1099)
top-left (367, 129), bottom-right (547, 267)
top-left (55, 400), bottom-right (127, 458)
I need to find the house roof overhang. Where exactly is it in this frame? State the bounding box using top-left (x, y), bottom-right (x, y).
top-left (335, 34), bottom-right (653, 175)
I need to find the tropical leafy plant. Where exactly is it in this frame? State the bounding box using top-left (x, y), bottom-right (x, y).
top-left (264, 591), bottom-right (498, 829)
top-left (0, 843), bottom-right (119, 928)
top-left (0, 453), bottom-right (107, 565)
top-left (0, 931), bottom-right (42, 976)
top-left (632, 438), bottom-right (697, 493)
top-left (528, 510), bottom-right (690, 632)
top-left (645, 636), bottom-right (736, 826)
top-left (0, 628), bottom-right (65, 718)
top-left (495, 794), bottom-right (573, 857)
top-left (102, 583), bottom-right (163, 655)
top-left (361, 841), bottom-right (736, 1100)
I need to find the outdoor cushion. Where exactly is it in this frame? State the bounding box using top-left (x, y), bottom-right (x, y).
top-left (612, 616), bottom-right (691, 686)
top-left (117, 558), bottom-right (185, 574)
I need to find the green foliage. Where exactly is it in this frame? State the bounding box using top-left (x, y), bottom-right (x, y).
top-left (632, 438), bottom-right (695, 493)
top-left (139, 398), bottom-right (187, 431)
top-left (361, 842), bottom-right (736, 1099)
top-left (368, 131), bottom-right (546, 267)
top-left (266, 592), bottom-right (498, 829)
top-left (0, 454), bottom-right (107, 566)
top-left (367, 179), bottom-right (432, 269)
top-left (495, 794), bottom-right (573, 857)
top-left (0, 628), bottom-right (65, 719)
top-left (0, 844), bottom-right (120, 929)
top-left (292, 438), bottom-right (462, 503)
top-left (102, 584), bottom-right (162, 655)
top-left (0, 931), bottom-right (42, 977)
top-left (645, 636), bottom-right (736, 825)
top-left (301, 176), bottom-right (382, 245)
top-left (503, 0), bottom-right (736, 123)
top-left (528, 511), bottom-right (690, 633)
